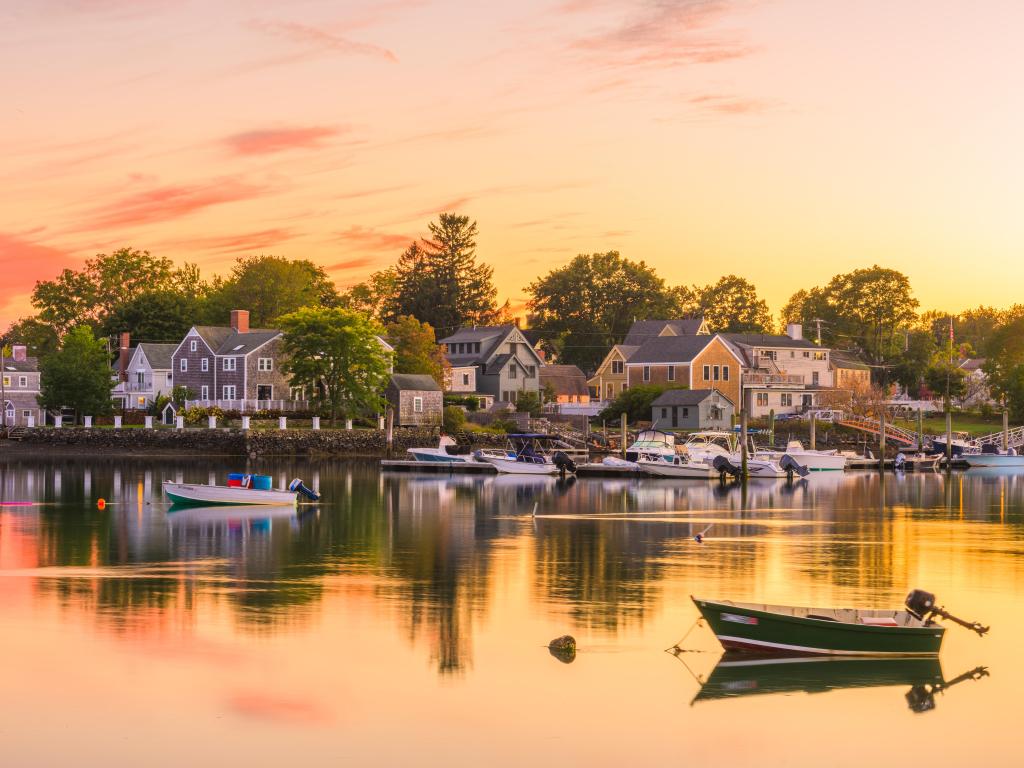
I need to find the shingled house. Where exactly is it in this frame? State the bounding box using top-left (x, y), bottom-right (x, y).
top-left (386, 374), bottom-right (443, 426)
top-left (111, 335), bottom-right (177, 411)
top-left (651, 389), bottom-right (734, 430)
top-left (2, 345), bottom-right (42, 427)
top-left (438, 324), bottom-right (544, 404)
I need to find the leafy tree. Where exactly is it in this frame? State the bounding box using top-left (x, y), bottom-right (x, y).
top-left (385, 315), bottom-right (448, 385)
top-left (515, 390), bottom-right (543, 416)
top-left (340, 268), bottom-right (399, 322)
top-left (204, 255), bottom-right (338, 327)
top-left (389, 214), bottom-right (497, 334)
top-left (526, 252), bottom-right (681, 371)
top-left (2, 317), bottom-right (60, 359)
top-left (924, 359), bottom-right (967, 407)
top-left (38, 326), bottom-right (114, 421)
top-left (893, 329), bottom-right (937, 397)
top-left (31, 248), bottom-right (188, 333)
top-left (691, 275), bottom-right (772, 333)
top-left (99, 289), bottom-right (201, 342)
top-left (984, 316), bottom-right (1024, 419)
top-left (598, 384), bottom-right (683, 424)
top-left (277, 307), bottom-right (392, 421)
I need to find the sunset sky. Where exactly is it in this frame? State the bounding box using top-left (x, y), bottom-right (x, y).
top-left (3, 0), bottom-right (1023, 328)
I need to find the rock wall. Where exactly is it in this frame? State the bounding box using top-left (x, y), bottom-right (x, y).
top-left (1, 427), bottom-right (507, 458)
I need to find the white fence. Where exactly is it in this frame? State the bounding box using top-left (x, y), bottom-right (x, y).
top-left (185, 399), bottom-right (311, 412)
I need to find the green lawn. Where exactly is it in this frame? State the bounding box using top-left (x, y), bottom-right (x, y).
top-left (892, 413), bottom-right (1008, 438)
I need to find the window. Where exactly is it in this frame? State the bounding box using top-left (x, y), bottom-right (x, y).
top-left (667, 365), bottom-right (675, 382)
top-left (2, 376), bottom-right (9, 387)
top-left (606, 384), bottom-right (613, 399)
top-left (258, 357), bottom-right (273, 372)
top-left (413, 396), bottom-right (424, 413)
top-left (223, 357), bottom-right (236, 372)
top-left (201, 358), bottom-right (208, 372)
top-left (780, 393), bottom-right (793, 407)
top-left (661, 407), bottom-right (668, 420)
top-left (713, 365), bottom-right (720, 381)
top-left (814, 351), bottom-right (827, 360)
top-left (509, 364), bottom-right (517, 379)
top-left (621, 383), bottom-right (628, 392)
top-left (257, 385), bottom-right (272, 400)
top-left (201, 385), bottom-right (209, 400)
top-left (802, 394), bottom-right (813, 408)
top-left (136, 372), bottom-right (144, 385)
top-left (222, 385), bottom-right (236, 400)
top-left (812, 371), bottom-right (819, 386)
top-left (180, 359), bottom-right (187, 372)
top-left (703, 365), bottom-right (710, 380)
top-left (22, 410), bottom-right (31, 420)
top-left (526, 365), bottom-right (536, 378)
top-left (290, 386), bottom-right (305, 400)
top-left (803, 351), bottom-right (810, 358)
top-left (190, 340), bottom-right (197, 352)
top-left (611, 360), bottom-right (624, 375)
top-left (166, 373), bottom-right (172, 385)
top-left (790, 351), bottom-right (795, 358)
top-left (682, 407), bottom-right (689, 418)
top-left (643, 365), bottom-right (651, 382)
top-left (756, 393), bottom-right (768, 407)
top-left (722, 366), bottom-right (729, 382)
top-left (19, 375), bottom-right (27, 387)
top-left (137, 397), bottom-right (146, 407)
top-left (462, 373), bottom-right (470, 386)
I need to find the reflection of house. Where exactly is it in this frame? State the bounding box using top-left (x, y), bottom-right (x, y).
top-left (830, 350), bottom-right (871, 391)
top-left (651, 389), bottom-right (734, 430)
top-left (172, 310), bottom-right (300, 409)
top-left (588, 318), bottom-right (708, 400)
top-left (438, 324), bottom-right (543, 404)
top-left (2, 345), bottom-right (42, 427)
top-left (539, 365), bottom-right (590, 403)
top-left (624, 335), bottom-right (743, 407)
top-left (959, 358), bottom-right (995, 406)
top-left (387, 374), bottom-right (443, 426)
top-left (111, 335), bottom-right (176, 410)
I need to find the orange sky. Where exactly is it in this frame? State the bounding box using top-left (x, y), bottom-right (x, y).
top-left (3, 0), bottom-right (1023, 328)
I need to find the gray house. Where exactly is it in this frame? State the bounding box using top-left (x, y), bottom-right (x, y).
top-left (386, 374), bottom-right (443, 426)
top-left (651, 389), bottom-right (734, 430)
top-left (2, 345), bottom-right (43, 427)
top-left (438, 325), bottom-right (544, 404)
top-left (111, 337), bottom-right (177, 410)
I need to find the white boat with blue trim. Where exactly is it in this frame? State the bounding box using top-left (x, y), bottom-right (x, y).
top-left (163, 477), bottom-right (320, 506)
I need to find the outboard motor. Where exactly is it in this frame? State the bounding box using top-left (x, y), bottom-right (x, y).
top-left (905, 588), bottom-right (989, 636)
top-left (552, 451), bottom-right (577, 476)
top-left (289, 478), bottom-right (320, 501)
top-left (780, 454), bottom-right (810, 478)
top-left (712, 455), bottom-right (743, 479)
top-left (894, 452), bottom-right (906, 471)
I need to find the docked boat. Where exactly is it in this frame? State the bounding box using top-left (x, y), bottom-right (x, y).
top-left (638, 454), bottom-right (719, 478)
top-left (895, 452), bottom-right (943, 471)
top-left (474, 433), bottom-right (578, 475)
top-left (681, 431), bottom-right (810, 478)
top-left (602, 429), bottom-right (678, 470)
top-left (754, 440), bottom-right (847, 472)
top-left (407, 435), bottom-right (479, 463)
top-left (691, 589), bottom-right (988, 657)
top-left (163, 476), bottom-right (320, 506)
top-left (963, 449), bottom-right (1024, 468)
top-left (930, 431), bottom-right (974, 457)
top-left (680, 431), bottom-right (739, 462)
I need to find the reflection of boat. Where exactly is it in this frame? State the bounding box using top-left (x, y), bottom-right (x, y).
top-left (754, 440), bottom-right (847, 472)
top-left (167, 504), bottom-right (299, 524)
top-left (407, 435), bottom-right (480, 463)
top-left (690, 589), bottom-right (991, 656)
top-left (690, 654), bottom-right (944, 704)
top-left (475, 434), bottom-right (578, 475)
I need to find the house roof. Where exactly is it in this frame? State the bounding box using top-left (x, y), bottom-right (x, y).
top-left (137, 343), bottom-right (177, 370)
top-left (389, 374), bottom-right (441, 392)
top-left (438, 324), bottom-right (517, 364)
top-left (623, 318), bottom-right (706, 346)
top-left (721, 333), bottom-right (820, 349)
top-left (652, 388), bottom-right (734, 408)
top-left (830, 350), bottom-right (870, 371)
top-left (193, 326), bottom-right (281, 355)
top-left (484, 353), bottom-right (516, 375)
top-left (539, 364), bottom-right (588, 396)
top-left (3, 357), bottom-right (38, 373)
top-left (626, 335), bottom-right (717, 364)
top-left (959, 358), bottom-right (986, 372)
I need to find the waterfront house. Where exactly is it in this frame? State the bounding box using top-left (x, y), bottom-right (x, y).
top-left (622, 317), bottom-right (709, 346)
top-left (830, 350), bottom-right (871, 391)
top-left (111, 334), bottom-right (176, 411)
top-left (539, 364), bottom-right (590, 404)
top-left (386, 374), bottom-right (443, 426)
top-left (1, 345), bottom-right (43, 427)
top-left (171, 310), bottom-right (302, 410)
top-left (438, 324), bottom-right (543, 404)
top-left (624, 334), bottom-right (744, 407)
top-left (958, 358), bottom-right (995, 407)
top-left (651, 389), bottom-right (734, 430)
top-left (721, 324), bottom-right (833, 417)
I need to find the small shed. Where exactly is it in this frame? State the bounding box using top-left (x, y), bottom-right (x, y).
top-left (651, 389), bottom-right (734, 430)
top-left (539, 364), bottom-right (590, 403)
top-left (386, 374), bottom-right (443, 427)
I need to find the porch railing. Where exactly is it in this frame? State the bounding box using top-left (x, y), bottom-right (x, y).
top-left (185, 399), bottom-right (311, 412)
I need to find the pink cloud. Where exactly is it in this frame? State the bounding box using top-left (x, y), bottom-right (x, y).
top-left (337, 226), bottom-right (414, 252)
top-left (223, 126), bottom-right (344, 156)
top-left (689, 93), bottom-right (775, 114)
top-left (78, 178), bottom-right (269, 231)
top-left (156, 228), bottom-right (296, 254)
top-left (325, 256), bottom-right (376, 271)
top-left (250, 19), bottom-right (398, 63)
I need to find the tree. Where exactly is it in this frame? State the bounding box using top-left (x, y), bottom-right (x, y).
top-left (526, 252), bottom-right (682, 371)
top-left (385, 315), bottom-right (448, 385)
top-left (99, 289), bottom-right (202, 343)
top-left (690, 275), bottom-right (772, 333)
top-left (340, 268), bottom-right (399, 323)
top-left (893, 329), bottom-right (937, 397)
top-left (984, 316), bottom-right (1024, 419)
top-left (389, 214), bottom-right (498, 334)
top-left (277, 307), bottom-right (392, 421)
top-left (204, 256), bottom-right (338, 327)
top-left (515, 391), bottom-right (542, 416)
top-left (924, 359), bottom-right (967, 407)
top-left (2, 317), bottom-right (60, 359)
top-left (38, 326), bottom-right (114, 421)
top-left (31, 248), bottom-right (186, 333)
top-left (598, 384), bottom-right (683, 424)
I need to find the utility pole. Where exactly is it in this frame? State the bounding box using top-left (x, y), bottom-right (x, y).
top-left (813, 318), bottom-right (822, 346)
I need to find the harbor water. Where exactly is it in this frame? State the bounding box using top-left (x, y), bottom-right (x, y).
top-left (0, 457), bottom-right (1021, 766)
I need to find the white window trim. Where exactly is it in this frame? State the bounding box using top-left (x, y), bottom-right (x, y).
top-left (223, 357), bottom-right (236, 372)
top-left (222, 385), bottom-right (236, 400)
top-left (413, 396), bottom-right (424, 413)
top-left (201, 358), bottom-right (208, 372)
top-left (201, 385), bottom-right (209, 400)
top-left (180, 359), bottom-right (187, 372)
top-left (190, 340), bottom-right (197, 352)
top-left (642, 366), bottom-right (651, 382)
top-left (667, 365), bottom-right (675, 382)
top-left (18, 376), bottom-right (27, 387)
top-left (258, 357), bottom-right (273, 372)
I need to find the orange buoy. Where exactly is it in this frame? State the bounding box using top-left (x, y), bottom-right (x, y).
top-left (97, 498), bottom-right (106, 510)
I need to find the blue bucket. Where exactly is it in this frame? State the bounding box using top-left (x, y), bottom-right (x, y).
top-left (252, 474), bottom-right (273, 491)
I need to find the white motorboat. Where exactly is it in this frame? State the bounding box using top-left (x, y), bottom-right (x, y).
top-left (474, 433), bottom-right (578, 475)
top-left (963, 451), bottom-right (1024, 469)
top-left (407, 435), bottom-right (478, 463)
top-left (163, 477), bottom-right (319, 506)
top-left (680, 431), bottom-right (740, 462)
top-left (754, 440), bottom-right (847, 472)
top-left (638, 455), bottom-right (719, 478)
top-left (603, 429), bottom-right (678, 470)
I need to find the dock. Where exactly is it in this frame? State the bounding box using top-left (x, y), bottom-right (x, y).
top-left (382, 459), bottom-right (970, 475)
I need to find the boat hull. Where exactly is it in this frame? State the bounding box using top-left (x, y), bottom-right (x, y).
top-left (640, 461), bottom-right (717, 478)
top-left (163, 481), bottom-right (297, 506)
top-left (406, 448), bottom-right (477, 463)
top-left (693, 598), bottom-right (945, 657)
top-left (964, 454), bottom-right (1024, 468)
top-left (759, 451), bottom-right (846, 471)
top-left (478, 456), bottom-right (560, 475)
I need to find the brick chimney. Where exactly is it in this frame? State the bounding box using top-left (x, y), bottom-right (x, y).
top-left (118, 332), bottom-right (130, 382)
top-left (231, 309), bottom-right (249, 334)
top-left (11, 345), bottom-right (26, 362)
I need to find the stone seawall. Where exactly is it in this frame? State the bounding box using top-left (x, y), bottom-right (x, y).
top-left (0, 427), bottom-right (507, 458)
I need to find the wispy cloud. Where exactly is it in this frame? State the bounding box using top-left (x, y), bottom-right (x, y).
top-left (156, 228), bottom-right (295, 255)
top-left (222, 126), bottom-right (345, 156)
top-left (325, 256), bottom-right (377, 271)
top-left (688, 93), bottom-right (774, 114)
top-left (250, 19), bottom-right (398, 63)
top-left (572, 0), bottom-right (754, 68)
top-left (337, 226), bottom-right (414, 252)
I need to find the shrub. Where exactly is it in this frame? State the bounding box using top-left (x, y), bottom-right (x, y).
top-left (515, 391), bottom-right (543, 417)
top-left (443, 405), bottom-right (466, 433)
top-left (491, 418), bottom-right (518, 433)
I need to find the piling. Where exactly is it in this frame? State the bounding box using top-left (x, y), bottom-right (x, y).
top-left (945, 410), bottom-right (953, 468)
top-left (385, 408), bottom-right (394, 459)
top-left (879, 408), bottom-right (886, 472)
top-left (620, 412), bottom-right (627, 459)
top-left (740, 410), bottom-right (748, 480)
top-left (809, 414), bottom-right (816, 450)
top-left (917, 407), bottom-right (924, 451)
top-left (1003, 408), bottom-right (1010, 452)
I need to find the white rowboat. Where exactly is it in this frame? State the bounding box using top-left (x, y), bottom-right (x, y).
top-left (164, 481), bottom-right (298, 506)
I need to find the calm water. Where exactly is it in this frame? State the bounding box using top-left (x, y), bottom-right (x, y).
top-left (1, 458), bottom-right (1021, 767)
